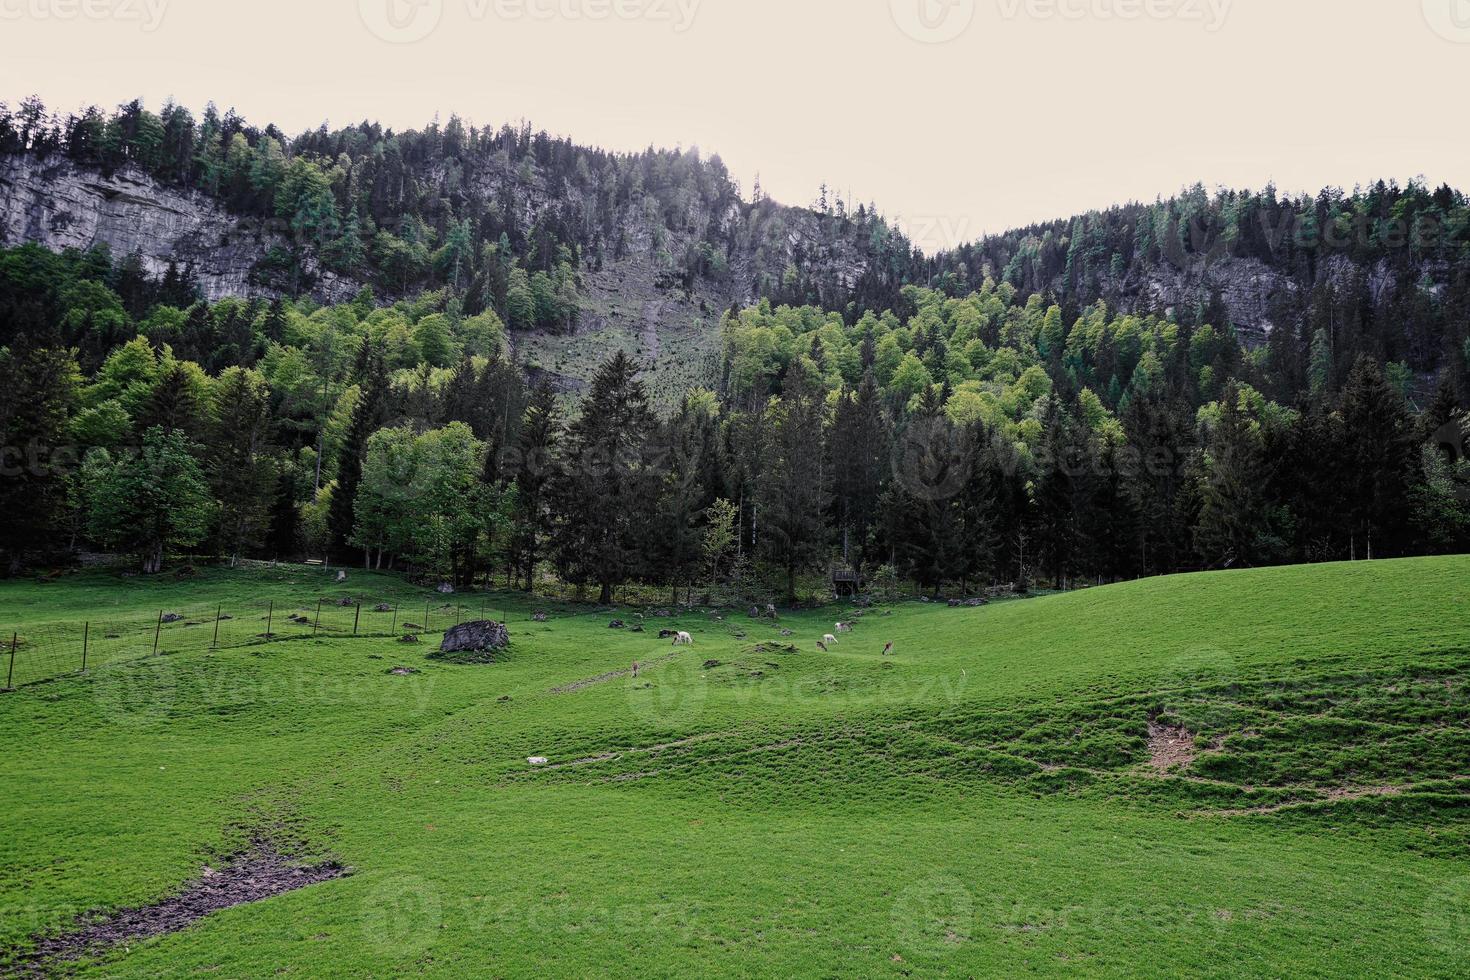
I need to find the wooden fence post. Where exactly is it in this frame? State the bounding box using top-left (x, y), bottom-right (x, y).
top-left (6, 633), bottom-right (15, 690)
top-left (212, 604), bottom-right (222, 649)
top-left (425, 601), bottom-right (431, 634)
top-left (353, 604), bottom-right (361, 637)
top-left (314, 600), bottom-right (322, 637)
top-left (390, 606), bottom-right (398, 636)
top-left (266, 600), bottom-right (274, 639)
top-left (152, 611), bottom-right (163, 656)
top-left (82, 623), bottom-right (89, 673)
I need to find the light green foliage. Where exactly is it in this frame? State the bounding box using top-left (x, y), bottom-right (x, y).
top-left (83, 427), bottom-right (214, 573)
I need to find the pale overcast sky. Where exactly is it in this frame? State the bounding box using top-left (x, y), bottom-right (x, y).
top-left (2, 0), bottom-right (1466, 251)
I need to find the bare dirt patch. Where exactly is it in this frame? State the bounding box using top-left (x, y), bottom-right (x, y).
top-left (7, 843), bottom-right (349, 974)
top-left (1146, 722), bottom-right (1199, 773)
top-left (550, 651), bottom-right (680, 695)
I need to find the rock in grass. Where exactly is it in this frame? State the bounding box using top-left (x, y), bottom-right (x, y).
top-left (434, 621), bottom-right (509, 664)
top-left (160, 613), bottom-right (184, 624)
top-left (609, 620), bottom-right (626, 630)
top-left (527, 757), bottom-right (548, 766)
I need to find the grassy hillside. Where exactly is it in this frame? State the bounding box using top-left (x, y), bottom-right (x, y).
top-left (1, 558), bottom-right (1467, 976)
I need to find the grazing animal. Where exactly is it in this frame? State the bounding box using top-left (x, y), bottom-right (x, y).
top-left (882, 642), bottom-right (894, 657)
top-left (835, 622), bottom-right (853, 633)
top-left (823, 633), bottom-right (840, 646)
top-left (816, 641), bottom-right (829, 653)
top-left (672, 631), bottom-right (694, 646)
top-left (632, 661), bottom-right (641, 678)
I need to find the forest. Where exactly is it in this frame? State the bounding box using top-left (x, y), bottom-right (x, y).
top-left (1, 235), bottom-right (1467, 599)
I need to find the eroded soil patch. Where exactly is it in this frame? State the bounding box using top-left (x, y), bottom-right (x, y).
top-left (1146, 722), bottom-right (1198, 773)
top-left (7, 843), bottom-right (349, 974)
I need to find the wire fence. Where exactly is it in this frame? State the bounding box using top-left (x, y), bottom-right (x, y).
top-left (1, 594), bottom-right (505, 691)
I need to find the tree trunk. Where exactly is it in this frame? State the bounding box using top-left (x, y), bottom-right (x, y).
top-left (600, 581), bottom-right (613, 605)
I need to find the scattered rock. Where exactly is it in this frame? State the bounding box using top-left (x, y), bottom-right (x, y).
top-left (436, 583), bottom-right (455, 595)
top-left (630, 625), bottom-right (645, 633)
top-left (498, 696), bottom-right (512, 703)
top-left (533, 612), bottom-right (548, 623)
top-left (403, 623), bottom-right (423, 631)
top-left (653, 609), bottom-right (672, 618)
top-left (336, 598), bottom-right (354, 608)
top-left (388, 667), bottom-right (420, 676)
top-left (609, 620), bottom-right (626, 630)
top-left (218, 614), bottom-right (233, 621)
top-left (948, 599), bottom-right (962, 608)
top-left (780, 629), bottom-right (795, 637)
top-left (527, 757), bottom-right (549, 766)
top-left (398, 635), bottom-right (421, 645)
top-left (703, 660), bottom-right (723, 669)
top-left (160, 613), bottom-right (184, 624)
top-left (374, 604), bottom-right (392, 613)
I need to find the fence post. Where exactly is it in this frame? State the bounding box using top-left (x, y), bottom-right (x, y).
top-left (456, 605), bottom-right (462, 627)
top-left (390, 606), bottom-right (398, 636)
top-left (266, 600), bottom-right (274, 639)
top-left (353, 604), bottom-right (361, 637)
top-left (152, 611), bottom-right (163, 656)
top-left (82, 622), bottom-right (89, 673)
top-left (314, 600), bottom-right (322, 637)
top-left (212, 604), bottom-right (222, 650)
top-left (6, 633), bottom-right (15, 690)
top-left (425, 601), bottom-right (431, 634)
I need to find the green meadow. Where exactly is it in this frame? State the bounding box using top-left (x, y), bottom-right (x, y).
top-left (1, 557), bottom-right (1468, 977)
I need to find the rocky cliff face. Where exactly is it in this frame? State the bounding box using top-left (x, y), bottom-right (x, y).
top-left (0, 155), bottom-right (361, 303)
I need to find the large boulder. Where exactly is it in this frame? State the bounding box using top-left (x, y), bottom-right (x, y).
top-left (438, 621), bottom-right (510, 659)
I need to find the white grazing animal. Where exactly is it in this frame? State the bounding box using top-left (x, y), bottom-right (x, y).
top-left (823, 634), bottom-right (840, 646)
top-left (672, 631), bottom-right (694, 646)
top-left (835, 622), bottom-right (853, 633)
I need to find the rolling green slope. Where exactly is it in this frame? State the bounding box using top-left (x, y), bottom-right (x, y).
top-left (1, 558), bottom-right (1467, 977)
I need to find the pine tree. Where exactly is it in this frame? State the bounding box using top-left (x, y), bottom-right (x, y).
top-left (0, 341), bottom-right (79, 574)
top-left (328, 342), bottom-right (390, 560)
top-left (1338, 356), bottom-right (1416, 559)
top-left (551, 352), bottom-right (656, 604)
top-left (511, 384), bottom-right (559, 592)
top-left (209, 367), bottom-right (277, 563)
top-left (758, 361), bottom-right (829, 603)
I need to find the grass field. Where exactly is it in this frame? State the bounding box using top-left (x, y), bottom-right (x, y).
top-left (1, 558), bottom-right (1468, 977)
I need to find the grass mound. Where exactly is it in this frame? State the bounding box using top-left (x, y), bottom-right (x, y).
top-left (1, 557), bottom-right (1468, 976)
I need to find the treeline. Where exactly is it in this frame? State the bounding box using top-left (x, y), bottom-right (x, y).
top-left (933, 181), bottom-right (1470, 382)
top-left (0, 97), bottom-right (927, 321)
top-left (3, 249), bottom-right (1467, 595)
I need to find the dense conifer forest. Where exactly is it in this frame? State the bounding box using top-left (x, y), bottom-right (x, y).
top-left (1, 98), bottom-right (1468, 594)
